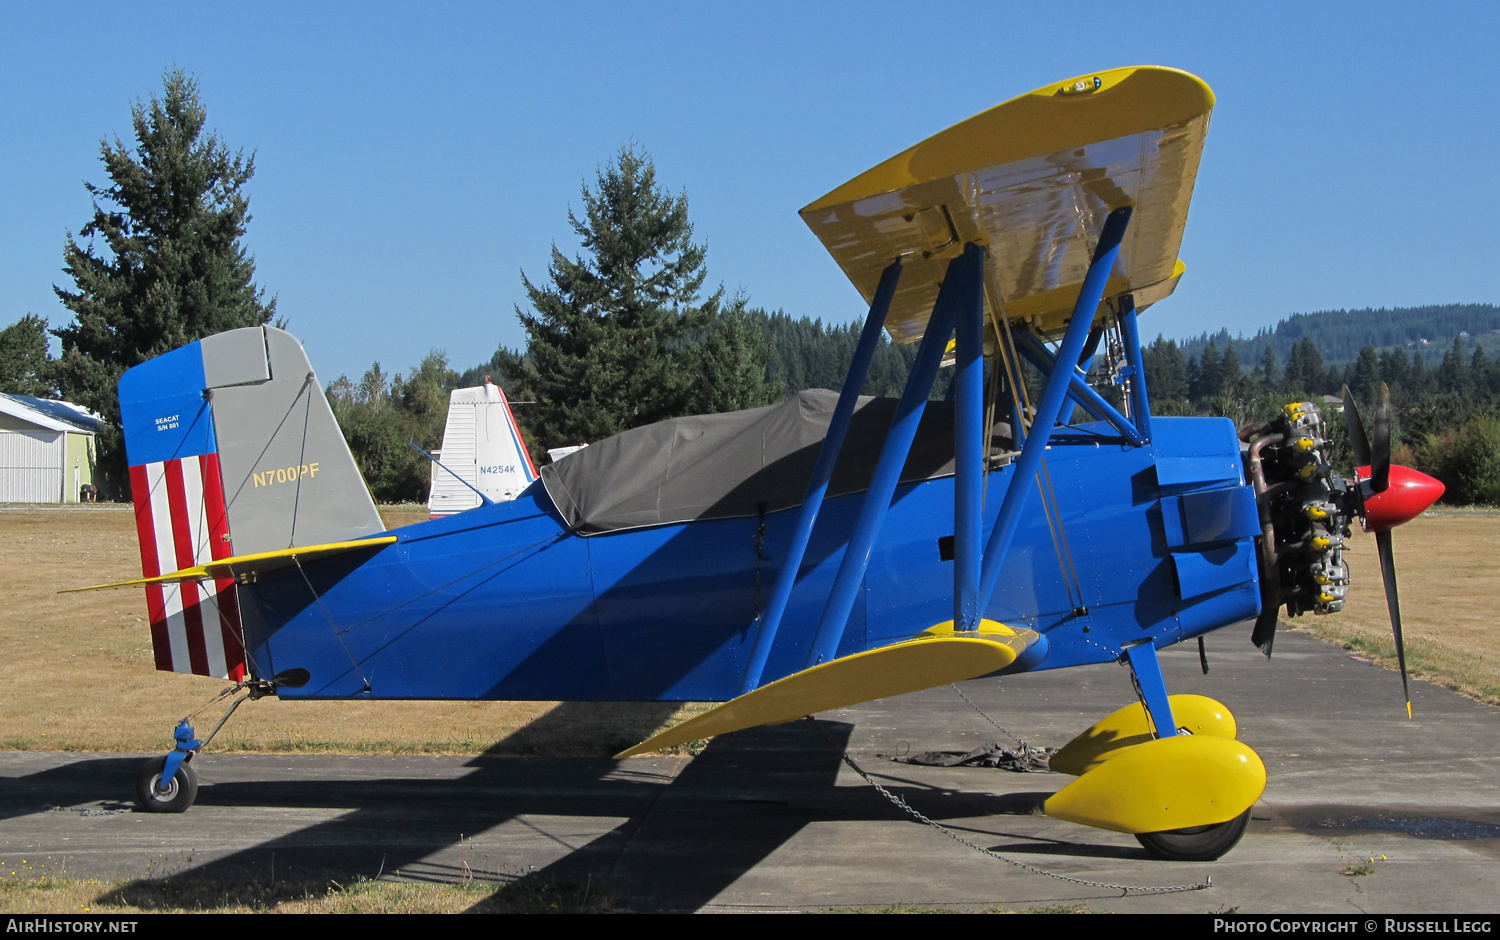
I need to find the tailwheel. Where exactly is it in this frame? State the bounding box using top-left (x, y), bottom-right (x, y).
top-left (1136, 809), bottom-right (1251, 862)
top-left (136, 755), bottom-right (198, 813)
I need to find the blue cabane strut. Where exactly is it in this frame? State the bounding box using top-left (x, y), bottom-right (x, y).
top-left (741, 205), bottom-right (1160, 697)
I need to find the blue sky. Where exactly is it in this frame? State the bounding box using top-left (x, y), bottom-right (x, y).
top-left (3, 2), bottom-right (1496, 383)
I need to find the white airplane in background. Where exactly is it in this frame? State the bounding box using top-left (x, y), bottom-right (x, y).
top-left (427, 378), bottom-right (538, 517)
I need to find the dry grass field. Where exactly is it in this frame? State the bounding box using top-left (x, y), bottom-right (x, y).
top-left (1291, 511), bottom-right (1500, 706)
top-left (0, 505), bottom-right (1494, 758)
top-left (0, 869), bottom-right (618, 914)
top-left (0, 505), bottom-right (697, 756)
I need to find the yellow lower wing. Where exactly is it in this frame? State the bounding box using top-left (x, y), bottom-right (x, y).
top-left (616, 629), bottom-right (1037, 758)
top-left (62, 536), bottom-right (400, 593)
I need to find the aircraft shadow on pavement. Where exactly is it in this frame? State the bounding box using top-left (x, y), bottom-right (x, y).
top-left (0, 707), bottom-right (1099, 912)
top-left (0, 702), bottom-right (1172, 911)
top-left (0, 756), bottom-right (144, 819)
top-left (74, 715), bottom-right (865, 912)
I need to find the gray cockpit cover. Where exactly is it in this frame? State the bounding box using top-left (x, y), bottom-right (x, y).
top-left (540, 389), bottom-right (1011, 535)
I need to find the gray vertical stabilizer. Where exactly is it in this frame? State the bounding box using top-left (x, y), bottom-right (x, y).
top-left (204, 327), bottom-right (385, 553)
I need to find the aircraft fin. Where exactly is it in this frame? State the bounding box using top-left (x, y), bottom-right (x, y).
top-left (615, 629), bottom-right (1039, 758)
top-left (428, 380), bottom-right (538, 517)
top-left (116, 326), bottom-right (385, 680)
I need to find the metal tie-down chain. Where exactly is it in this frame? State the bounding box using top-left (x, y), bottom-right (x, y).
top-left (804, 705), bottom-right (1212, 896)
top-left (949, 681), bottom-right (1027, 749)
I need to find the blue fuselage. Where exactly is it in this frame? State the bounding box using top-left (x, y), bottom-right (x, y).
top-left (246, 416), bottom-right (1261, 701)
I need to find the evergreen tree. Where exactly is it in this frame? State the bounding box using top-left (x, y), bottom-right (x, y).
top-left (1471, 345), bottom-right (1494, 396)
top-left (1437, 336), bottom-right (1472, 396)
top-left (52, 70), bottom-right (274, 493)
top-left (1284, 337), bottom-right (1325, 394)
top-left (1142, 336), bottom-right (1188, 401)
top-left (1256, 344), bottom-right (1279, 393)
top-left (688, 301), bottom-right (781, 414)
top-left (1282, 340), bottom-right (1306, 392)
top-left (762, 311), bottom-right (811, 392)
top-left (744, 309), bottom-right (928, 401)
top-left (0, 315), bottom-right (56, 396)
top-left (511, 145), bottom-right (727, 449)
top-left (1347, 345), bottom-right (1382, 406)
top-left (1324, 363), bottom-right (1344, 396)
top-left (1409, 350), bottom-right (1432, 398)
top-left (1220, 342), bottom-right (1242, 395)
top-left (1379, 348), bottom-right (1411, 400)
top-left (1193, 339), bottom-right (1222, 401)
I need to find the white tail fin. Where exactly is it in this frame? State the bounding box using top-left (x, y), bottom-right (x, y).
top-left (427, 379), bottom-right (537, 517)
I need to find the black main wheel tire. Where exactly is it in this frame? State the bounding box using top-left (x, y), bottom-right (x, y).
top-left (1135, 809), bottom-right (1251, 861)
top-left (136, 755), bottom-right (198, 813)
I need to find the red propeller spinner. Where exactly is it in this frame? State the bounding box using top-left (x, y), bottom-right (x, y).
top-left (1356, 464), bottom-right (1445, 532)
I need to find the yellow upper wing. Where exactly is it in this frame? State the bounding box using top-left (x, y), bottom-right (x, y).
top-left (800, 65), bottom-right (1213, 343)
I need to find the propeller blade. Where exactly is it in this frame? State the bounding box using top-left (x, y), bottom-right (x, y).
top-left (1375, 528), bottom-right (1412, 718)
top-left (1342, 385), bottom-right (1372, 470)
top-left (1251, 518), bottom-right (1282, 654)
top-left (1372, 383), bottom-right (1392, 494)
top-left (1251, 603), bottom-right (1279, 655)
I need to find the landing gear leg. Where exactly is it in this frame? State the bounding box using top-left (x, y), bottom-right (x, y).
top-left (136, 720), bottom-right (202, 813)
top-left (134, 683), bottom-right (264, 814)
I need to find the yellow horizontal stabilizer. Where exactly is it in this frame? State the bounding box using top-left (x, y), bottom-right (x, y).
top-left (1045, 735), bottom-right (1266, 834)
top-left (616, 628), bottom-right (1037, 758)
top-left (1050, 693), bottom-right (1237, 776)
top-left (62, 535), bottom-right (399, 593)
top-left (800, 66), bottom-right (1212, 343)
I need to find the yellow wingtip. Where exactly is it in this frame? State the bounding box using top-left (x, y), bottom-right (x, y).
top-left (59, 573), bottom-right (207, 594)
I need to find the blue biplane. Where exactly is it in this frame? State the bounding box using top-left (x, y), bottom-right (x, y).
top-left (78, 66), bottom-right (1441, 861)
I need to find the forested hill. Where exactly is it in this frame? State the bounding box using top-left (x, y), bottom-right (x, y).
top-left (454, 301), bottom-right (1500, 506)
top-left (461, 308), bottom-right (929, 401)
top-left (464, 303), bottom-right (1500, 413)
top-left (1175, 303), bottom-right (1500, 368)
top-left (760, 310), bottom-right (921, 398)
